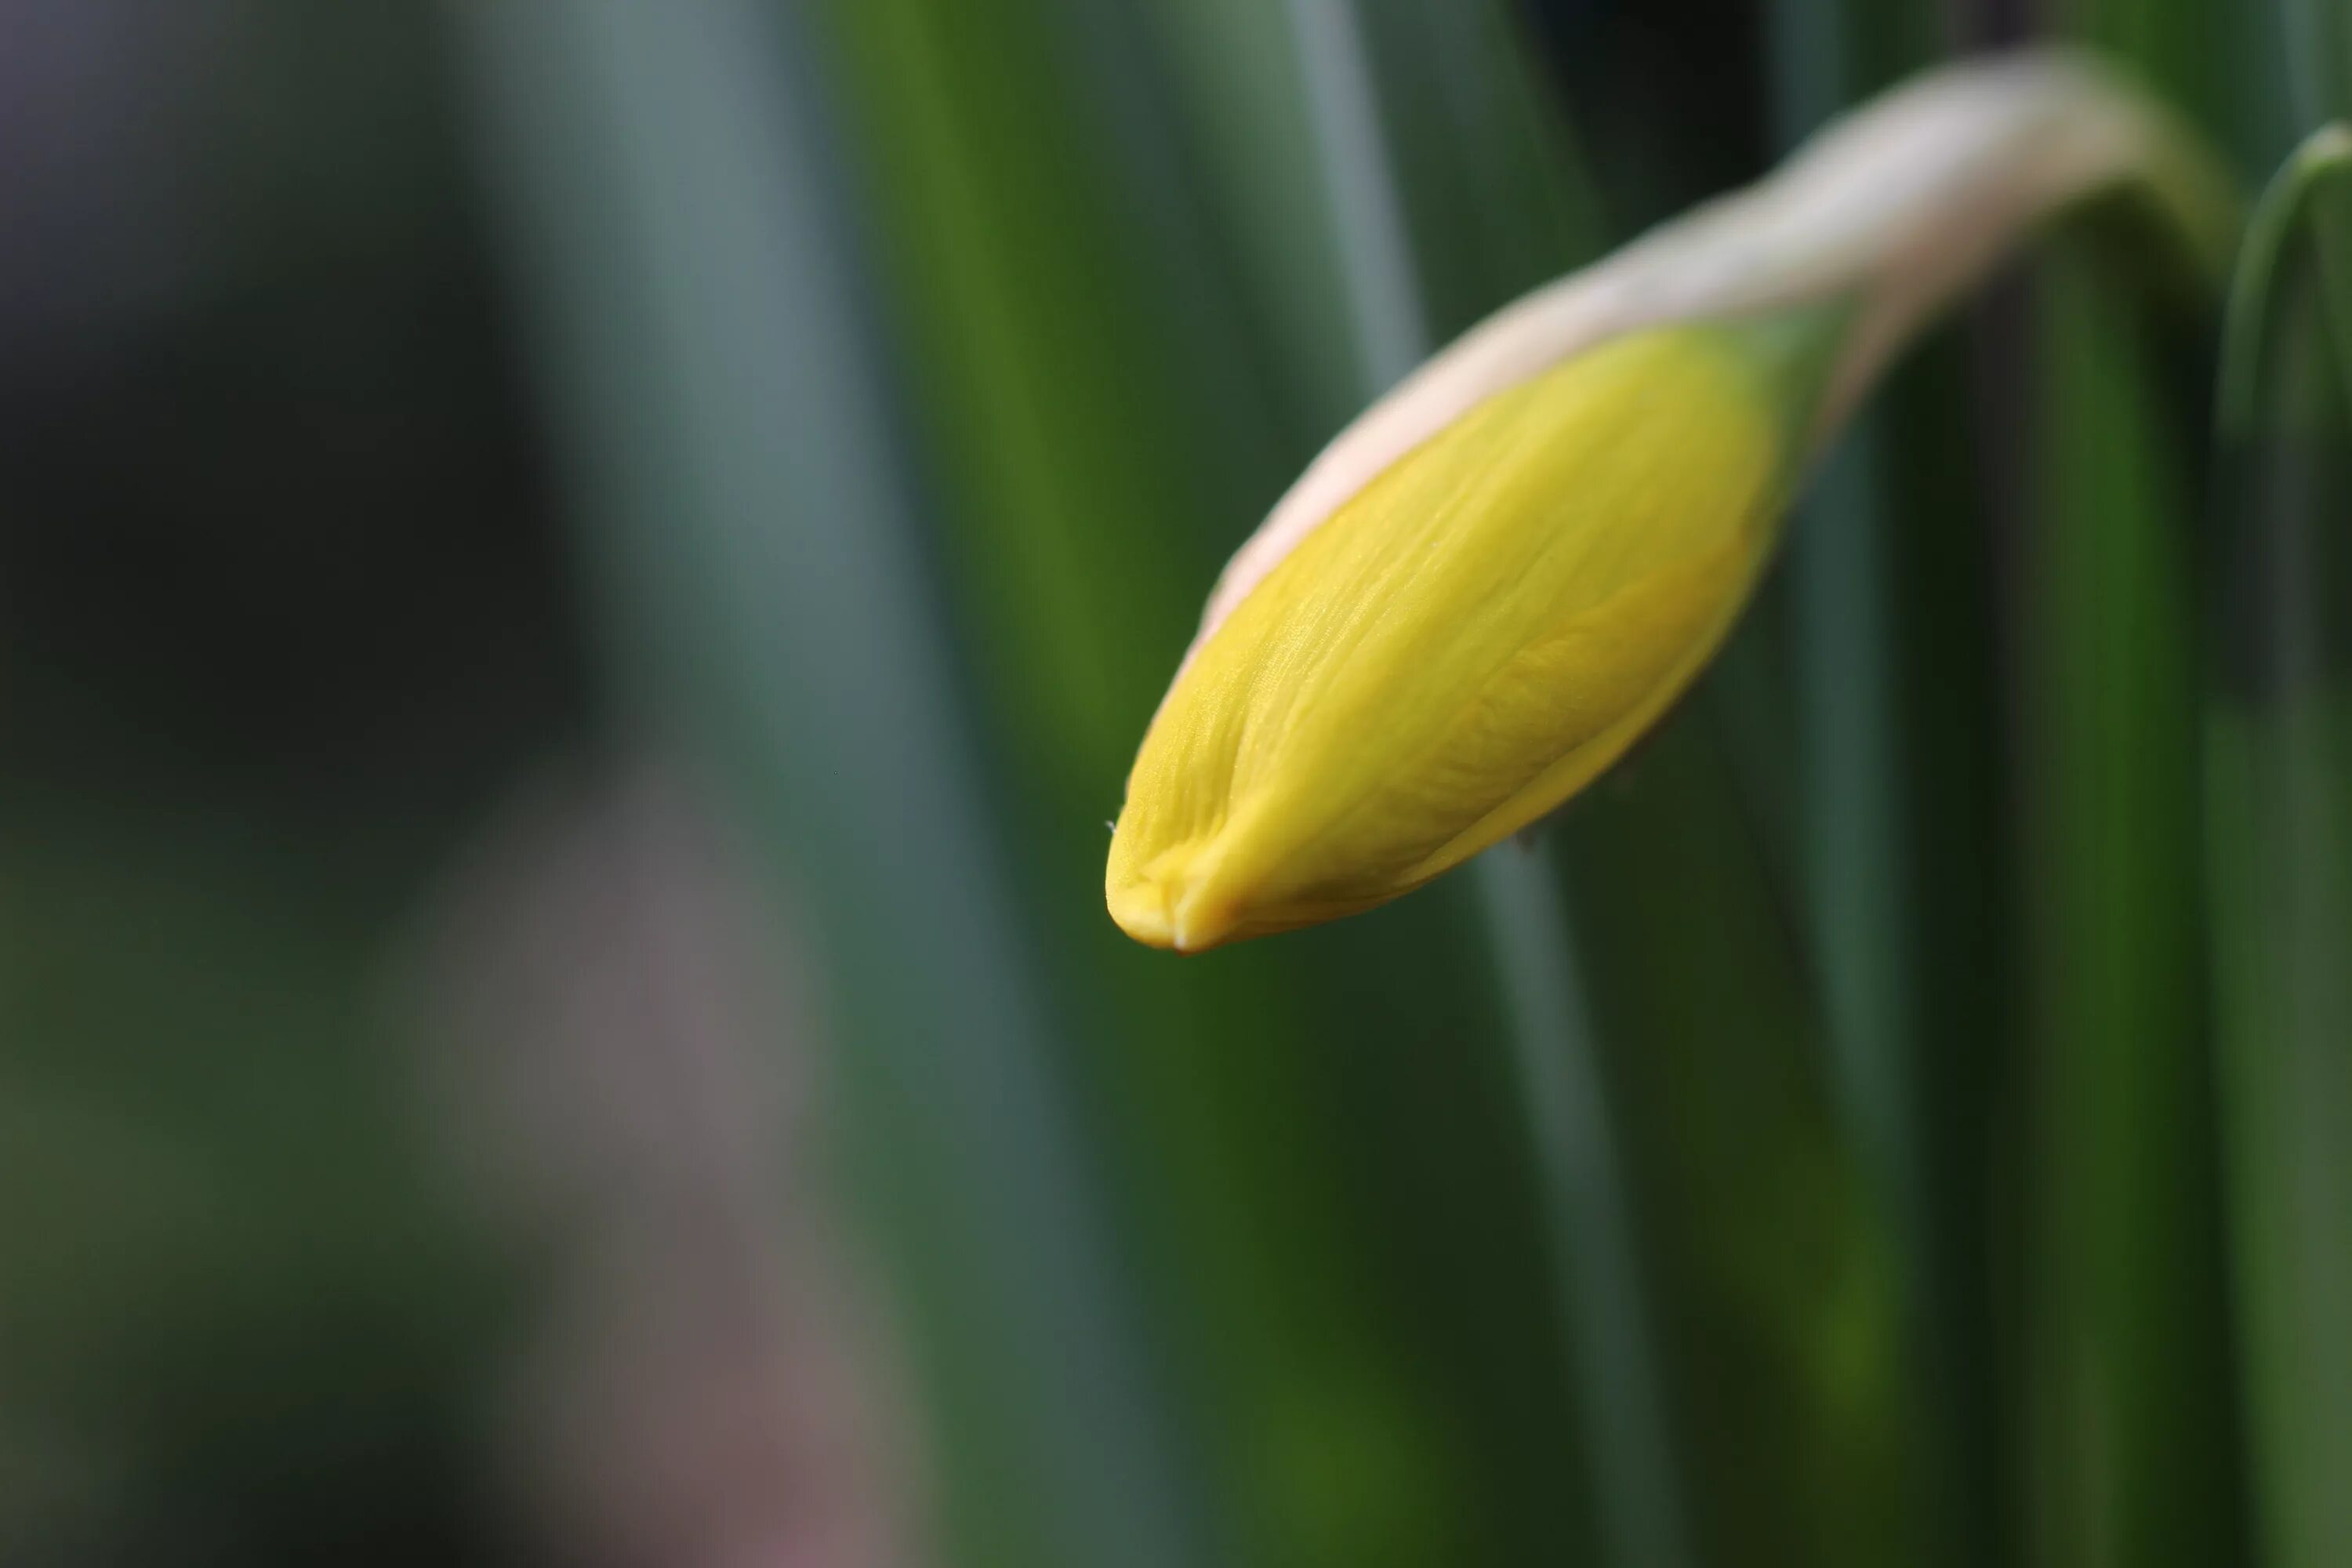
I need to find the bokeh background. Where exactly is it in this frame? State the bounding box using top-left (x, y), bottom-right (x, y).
top-left (3, 2), bottom-right (2347, 1566)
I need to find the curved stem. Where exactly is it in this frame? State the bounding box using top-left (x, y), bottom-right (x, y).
top-left (2217, 124), bottom-right (2352, 437)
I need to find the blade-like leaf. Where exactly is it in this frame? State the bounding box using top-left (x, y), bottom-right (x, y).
top-left (454, 7), bottom-right (1215, 1564)
top-left (2208, 122), bottom-right (2352, 1568)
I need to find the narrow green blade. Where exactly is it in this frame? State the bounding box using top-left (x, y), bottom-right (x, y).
top-left (810, 4), bottom-right (1616, 1565)
top-left (1285, 8), bottom-right (1926, 1568)
top-left (453, 7), bottom-right (1210, 1564)
top-left (1998, 11), bottom-right (2251, 1565)
top-left (1762, 5), bottom-right (2012, 1562)
top-left (2208, 123), bottom-right (2352, 1568)
top-left (1272, 5), bottom-right (1690, 1563)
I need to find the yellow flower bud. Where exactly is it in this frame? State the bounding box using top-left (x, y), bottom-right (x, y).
top-left (1106, 52), bottom-right (2232, 951)
top-left (1108, 324), bottom-right (1800, 951)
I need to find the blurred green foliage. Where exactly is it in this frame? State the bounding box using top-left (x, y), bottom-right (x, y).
top-left (9, 2), bottom-right (2352, 1566)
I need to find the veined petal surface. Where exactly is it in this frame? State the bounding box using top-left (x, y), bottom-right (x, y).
top-left (1108, 326), bottom-right (1782, 951)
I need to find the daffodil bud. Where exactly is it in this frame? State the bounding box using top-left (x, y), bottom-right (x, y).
top-left (1109, 51), bottom-right (2232, 952)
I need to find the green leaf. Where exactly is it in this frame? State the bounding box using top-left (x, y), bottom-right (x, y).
top-left (802, 5), bottom-right (1604, 1567)
top-left (453, 7), bottom-right (1218, 1565)
top-left (2207, 122), bottom-right (2352, 1568)
top-left (1288, 7), bottom-right (1928, 1568)
top-left (2021, 252), bottom-right (2245, 1568)
top-left (1761, 9), bottom-right (2009, 1565)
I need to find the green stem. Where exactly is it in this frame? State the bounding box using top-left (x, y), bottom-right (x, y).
top-left (1280, 4), bottom-right (1694, 1564)
top-left (1476, 847), bottom-right (1700, 1568)
top-left (1759, 5), bottom-right (1976, 1564)
top-left (2207, 120), bottom-right (2352, 1568)
top-left (2218, 125), bottom-right (2352, 436)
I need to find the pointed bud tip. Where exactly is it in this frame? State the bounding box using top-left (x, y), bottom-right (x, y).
top-left (1105, 846), bottom-right (1243, 954)
top-left (1106, 892), bottom-right (1178, 951)
top-left (1105, 895), bottom-right (1240, 956)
